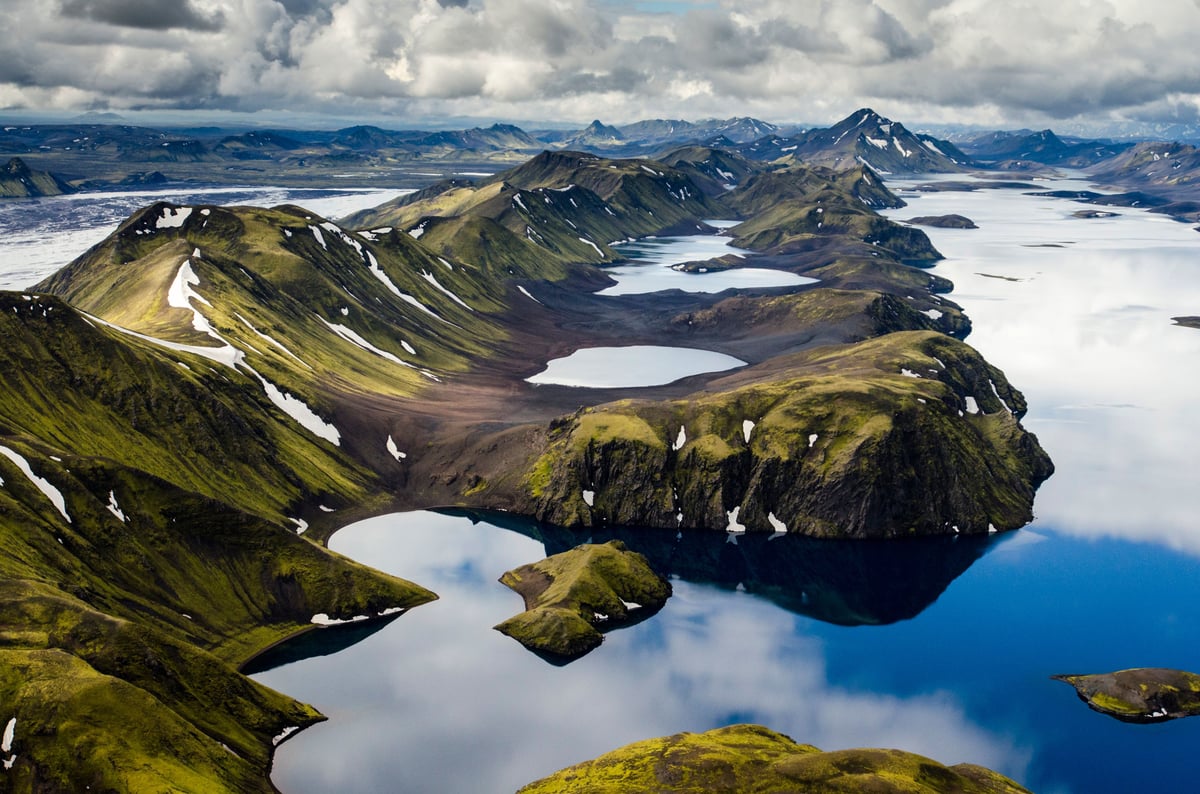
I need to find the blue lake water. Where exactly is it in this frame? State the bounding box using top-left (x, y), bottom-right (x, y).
top-left (255, 175), bottom-right (1200, 793)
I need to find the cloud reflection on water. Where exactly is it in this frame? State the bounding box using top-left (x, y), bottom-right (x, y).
top-left (885, 181), bottom-right (1200, 555)
top-left (257, 511), bottom-right (1028, 793)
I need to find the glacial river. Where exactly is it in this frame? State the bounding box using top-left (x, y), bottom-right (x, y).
top-left (254, 177), bottom-right (1200, 794)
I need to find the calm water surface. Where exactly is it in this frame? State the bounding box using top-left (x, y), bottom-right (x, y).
top-left (257, 176), bottom-right (1200, 794)
top-left (0, 185), bottom-right (410, 289)
top-left (598, 220), bottom-right (815, 295)
top-left (525, 344), bottom-right (747, 387)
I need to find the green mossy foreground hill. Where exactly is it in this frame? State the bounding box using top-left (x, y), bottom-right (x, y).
top-left (517, 724), bottom-right (1032, 793)
top-left (0, 290), bottom-right (435, 793)
top-left (495, 540), bottom-right (671, 659)
top-left (1053, 668), bottom-right (1200, 723)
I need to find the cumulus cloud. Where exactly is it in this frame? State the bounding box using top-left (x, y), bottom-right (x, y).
top-left (58, 0), bottom-right (226, 31)
top-left (1, 0), bottom-right (1198, 127)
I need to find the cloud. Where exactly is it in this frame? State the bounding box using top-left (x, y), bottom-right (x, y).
top-left (58, 0), bottom-right (225, 31)
top-left (1, 0), bottom-right (1199, 128)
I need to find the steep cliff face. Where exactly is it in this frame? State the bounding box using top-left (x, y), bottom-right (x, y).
top-left (523, 332), bottom-right (1051, 538)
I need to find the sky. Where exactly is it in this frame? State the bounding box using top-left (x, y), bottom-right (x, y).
top-left (3, 0), bottom-right (1200, 131)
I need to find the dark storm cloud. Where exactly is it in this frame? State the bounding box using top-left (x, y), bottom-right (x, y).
top-left (58, 0), bottom-right (225, 31)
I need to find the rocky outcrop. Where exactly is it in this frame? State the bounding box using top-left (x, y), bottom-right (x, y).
top-left (1054, 669), bottom-right (1200, 723)
top-left (495, 540), bottom-right (670, 660)
top-left (518, 724), bottom-right (1032, 793)
top-left (909, 214), bottom-right (978, 229)
top-left (0, 157), bottom-right (74, 198)
top-left (522, 332), bottom-right (1051, 538)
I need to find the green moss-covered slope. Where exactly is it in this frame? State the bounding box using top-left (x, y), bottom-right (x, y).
top-left (517, 724), bottom-right (1031, 793)
top-left (1054, 668), bottom-right (1200, 723)
top-left (0, 291), bottom-right (435, 792)
top-left (345, 150), bottom-right (719, 268)
top-left (494, 540), bottom-right (671, 660)
top-left (0, 157), bottom-right (74, 198)
top-left (521, 331), bottom-right (1051, 537)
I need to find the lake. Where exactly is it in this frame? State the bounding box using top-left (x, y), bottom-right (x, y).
top-left (598, 220), bottom-right (816, 295)
top-left (253, 175), bottom-right (1200, 793)
top-left (525, 345), bottom-right (747, 387)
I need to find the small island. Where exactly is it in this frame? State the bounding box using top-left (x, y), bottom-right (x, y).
top-left (908, 214), bottom-right (979, 229)
top-left (1053, 668), bottom-right (1200, 723)
top-left (495, 540), bottom-right (671, 660)
top-left (518, 724), bottom-right (1032, 793)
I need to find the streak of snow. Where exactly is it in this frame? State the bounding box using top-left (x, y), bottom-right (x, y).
top-left (318, 317), bottom-right (413, 368)
top-left (235, 313), bottom-right (311, 369)
top-left (273, 726), bottom-right (300, 746)
top-left (387, 436), bottom-right (408, 461)
top-left (901, 368), bottom-right (921, 378)
top-left (518, 286), bottom-right (541, 304)
top-left (421, 271), bottom-right (472, 309)
top-left (988, 380), bottom-right (1013, 413)
top-left (106, 491), bottom-right (127, 522)
top-left (309, 225), bottom-right (327, 249)
top-left (291, 517), bottom-right (308, 535)
top-left (577, 237), bottom-right (604, 258)
top-left (256, 375), bottom-right (341, 445)
top-left (0, 446), bottom-right (71, 523)
top-left (672, 425), bottom-right (687, 451)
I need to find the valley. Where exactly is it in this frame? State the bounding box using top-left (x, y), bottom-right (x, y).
top-left (0, 106), bottom-right (1197, 792)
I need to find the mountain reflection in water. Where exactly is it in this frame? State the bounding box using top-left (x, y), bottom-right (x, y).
top-left (446, 507), bottom-right (996, 628)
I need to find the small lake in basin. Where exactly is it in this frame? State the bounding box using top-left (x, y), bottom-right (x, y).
top-left (598, 220), bottom-right (816, 295)
top-left (257, 174), bottom-right (1200, 794)
top-left (525, 345), bottom-right (747, 387)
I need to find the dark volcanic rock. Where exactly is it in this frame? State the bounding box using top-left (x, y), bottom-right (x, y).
top-left (1171, 316), bottom-right (1200, 329)
top-left (1054, 668), bottom-right (1200, 723)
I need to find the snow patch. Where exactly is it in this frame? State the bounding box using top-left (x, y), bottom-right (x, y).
top-left (0, 446), bottom-right (71, 523)
top-left (725, 506), bottom-right (746, 534)
top-left (309, 225), bottom-right (327, 249)
top-left (272, 726), bottom-right (300, 746)
top-left (235, 313), bottom-right (311, 369)
top-left (923, 309), bottom-right (944, 320)
top-left (582, 489), bottom-right (595, 507)
top-left (808, 433), bottom-right (819, 448)
top-left (2, 718), bottom-right (14, 753)
top-left (988, 380), bottom-right (1013, 413)
top-left (672, 425), bottom-right (687, 451)
top-left (767, 512), bottom-right (787, 536)
top-left (106, 491), bottom-right (126, 522)
top-left (900, 368), bottom-right (921, 378)
top-left (319, 317), bottom-right (413, 368)
top-left (965, 396), bottom-right (981, 415)
top-left (255, 375), bottom-right (341, 446)
top-left (577, 237), bottom-right (604, 258)
top-left (386, 436), bottom-right (408, 461)
top-left (167, 260), bottom-right (223, 342)
top-left (156, 206), bottom-right (192, 229)
top-left (290, 517), bottom-right (308, 535)
top-left (518, 285), bottom-right (541, 304)
top-left (421, 270), bottom-right (472, 309)
top-left (742, 419), bottom-right (755, 443)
